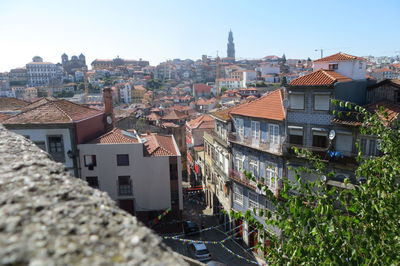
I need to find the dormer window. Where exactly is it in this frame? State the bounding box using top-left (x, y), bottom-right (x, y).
top-left (328, 64), bottom-right (338, 70)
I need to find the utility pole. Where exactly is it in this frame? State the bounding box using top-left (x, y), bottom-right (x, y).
top-left (315, 49), bottom-right (324, 59)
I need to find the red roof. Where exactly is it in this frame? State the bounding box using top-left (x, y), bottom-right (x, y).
top-left (289, 69), bottom-right (352, 86)
top-left (90, 128), bottom-right (139, 144)
top-left (3, 99), bottom-right (104, 124)
top-left (193, 83), bottom-right (212, 94)
top-left (0, 113), bottom-right (11, 122)
top-left (230, 89), bottom-right (285, 121)
top-left (0, 98), bottom-right (29, 111)
top-left (365, 101), bottom-right (400, 124)
top-left (186, 114), bottom-right (215, 129)
top-left (141, 133), bottom-right (179, 156)
top-left (314, 52), bottom-right (365, 63)
top-left (146, 112), bottom-right (161, 121)
top-left (162, 110), bottom-right (188, 120)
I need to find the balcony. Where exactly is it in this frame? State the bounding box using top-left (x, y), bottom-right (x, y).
top-left (228, 132), bottom-right (283, 155)
top-left (229, 168), bottom-right (257, 190)
top-left (209, 130), bottom-right (229, 148)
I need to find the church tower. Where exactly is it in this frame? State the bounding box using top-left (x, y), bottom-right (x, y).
top-left (227, 30), bottom-right (235, 59)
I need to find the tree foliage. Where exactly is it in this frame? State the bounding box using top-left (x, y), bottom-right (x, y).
top-left (239, 101), bottom-right (400, 265)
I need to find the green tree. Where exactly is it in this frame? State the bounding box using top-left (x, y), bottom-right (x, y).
top-left (236, 102), bottom-right (400, 265)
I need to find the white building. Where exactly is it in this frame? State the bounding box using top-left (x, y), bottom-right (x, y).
top-left (116, 83), bottom-right (132, 104)
top-left (313, 52), bottom-right (367, 80)
top-left (26, 56), bottom-right (63, 86)
top-left (256, 63), bottom-right (280, 75)
top-left (217, 78), bottom-right (241, 90)
top-left (78, 128), bottom-right (183, 223)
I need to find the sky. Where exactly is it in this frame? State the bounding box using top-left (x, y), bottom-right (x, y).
top-left (1, 0), bottom-right (400, 71)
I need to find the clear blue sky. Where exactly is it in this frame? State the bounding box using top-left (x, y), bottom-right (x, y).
top-left (1, 0), bottom-right (399, 71)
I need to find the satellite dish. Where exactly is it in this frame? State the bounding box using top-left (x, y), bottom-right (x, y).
top-left (329, 130), bottom-right (336, 140)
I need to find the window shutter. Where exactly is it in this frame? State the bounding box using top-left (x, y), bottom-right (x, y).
top-left (289, 94), bottom-right (304, 109)
top-left (336, 134), bottom-right (353, 152)
top-left (314, 95), bottom-right (330, 110)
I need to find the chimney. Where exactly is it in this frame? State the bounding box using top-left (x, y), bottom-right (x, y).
top-left (103, 87), bottom-right (114, 131)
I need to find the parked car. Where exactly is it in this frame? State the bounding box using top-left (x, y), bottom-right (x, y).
top-left (183, 220), bottom-right (200, 236)
top-left (189, 243), bottom-right (212, 262)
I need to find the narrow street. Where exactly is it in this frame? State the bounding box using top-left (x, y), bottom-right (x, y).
top-left (160, 190), bottom-right (260, 266)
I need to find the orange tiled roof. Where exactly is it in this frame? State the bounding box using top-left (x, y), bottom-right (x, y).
top-left (365, 101), bottom-right (400, 124)
top-left (142, 133), bottom-right (179, 156)
top-left (230, 89), bottom-right (285, 121)
top-left (289, 69), bottom-right (352, 86)
top-left (147, 112), bottom-right (161, 121)
top-left (186, 114), bottom-right (215, 129)
top-left (90, 128), bottom-right (139, 144)
top-left (314, 52), bottom-right (365, 62)
top-left (21, 97), bottom-right (58, 112)
top-left (161, 122), bottom-right (179, 128)
top-left (0, 98), bottom-right (29, 111)
top-left (3, 99), bottom-right (103, 124)
top-left (193, 83), bottom-right (212, 94)
top-left (210, 105), bottom-right (241, 122)
top-left (162, 110), bottom-right (188, 120)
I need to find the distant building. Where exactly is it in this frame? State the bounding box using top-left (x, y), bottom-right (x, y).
top-left (9, 68), bottom-right (28, 86)
top-left (91, 57), bottom-right (149, 70)
top-left (227, 30), bottom-right (235, 59)
top-left (26, 56), bottom-right (63, 86)
top-left (193, 83), bottom-right (213, 98)
top-left (61, 53), bottom-right (87, 75)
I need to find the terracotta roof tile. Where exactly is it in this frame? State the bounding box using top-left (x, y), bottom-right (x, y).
top-left (162, 110), bottom-right (188, 120)
top-left (365, 101), bottom-right (400, 124)
top-left (141, 133), bottom-right (179, 156)
top-left (146, 112), bottom-right (161, 121)
top-left (186, 114), bottom-right (215, 129)
top-left (0, 98), bottom-right (29, 111)
top-left (90, 128), bottom-right (139, 144)
top-left (3, 99), bottom-right (103, 124)
top-left (0, 113), bottom-right (11, 122)
top-left (314, 52), bottom-right (365, 62)
top-left (289, 69), bottom-right (352, 86)
top-left (210, 105), bottom-right (241, 122)
top-left (193, 83), bottom-right (212, 94)
top-left (230, 89), bottom-right (285, 121)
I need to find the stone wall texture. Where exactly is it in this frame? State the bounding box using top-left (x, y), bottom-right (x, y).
top-left (0, 125), bottom-right (187, 266)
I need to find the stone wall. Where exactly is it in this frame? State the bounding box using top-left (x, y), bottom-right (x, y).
top-left (0, 125), bottom-right (188, 265)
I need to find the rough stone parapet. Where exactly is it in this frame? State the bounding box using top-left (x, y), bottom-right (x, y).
top-left (0, 125), bottom-right (187, 266)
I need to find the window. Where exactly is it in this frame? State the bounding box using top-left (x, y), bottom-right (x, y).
top-left (235, 154), bottom-right (243, 171)
top-left (33, 141), bottom-right (46, 151)
top-left (328, 64), bottom-right (338, 70)
top-left (117, 154), bottom-right (129, 166)
top-left (237, 118), bottom-right (244, 136)
top-left (118, 176), bottom-right (132, 196)
top-left (336, 133), bottom-right (353, 153)
top-left (265, 164), bottom-right (277, 188)
top-left (248, 191), bottom-right (258, 209)
top-left (251, 121), bottom-right (260, 139)
top-left (119, 199), bottom-right (135, 215)
top-left (86, 176), bottom-right (99, 189)
top-left (314, 94), bottom-right (330, 111)
top-left (360, 137), bottom-right (379, 156)
top-left (84, 155), bottom-right (97, 170)
top-left (233, 184), bottom-right (243, 205)
top-left (312, 129), bottom-right (328, 148)
top-left (288, 126), bottom-right (303, 145)
top-left (269, 124), bottom-right (280, 144)
top-left (47, 135), bottom-right (65, 162)
top-left (289, 93), bottom-right (304, 110)
top-left (249, 159), bottom-right (259, 178)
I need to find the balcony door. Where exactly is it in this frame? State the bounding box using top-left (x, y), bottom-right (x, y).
top-left (251, 121), bottom-right (260, 147)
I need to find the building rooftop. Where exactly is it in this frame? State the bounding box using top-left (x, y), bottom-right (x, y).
top-left (90, 128), bottom-right (139, 144)
top-left (0, 98), bottom-right (29, 112)
top-left (193, 83), bottom-right (212, 94)
top-left (314, 52), bottom-right (365, 63)
top-left (230, 89), bottom-right (285, 121)
top-left (289, 69), bottom-right (352, 86)
top-left (141, 133), bottom-right (180, 156)
top-left (3, 99), bottom-right (104, 124)
top-left (162, 110), bottom-right (188, 120)
top-left (186, 114), bottom-right (215, 129)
